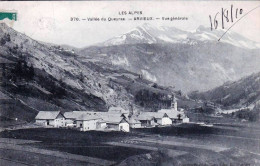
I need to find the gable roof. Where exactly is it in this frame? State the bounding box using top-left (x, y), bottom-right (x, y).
top-left (98, 113), bottom-right (126, 124)
top-left (166, 111), bottom-right (185, 119)
top-left (35, 111), bottom-right (63, 120)
top-left (136, 113), bottom-right (154, 121)
top-left (158, 109), bottom-right (185, 119)
top-left (106, 118), bottom-right (128, 124)
top-left (63, 112), bottom-right (84, 119)
top-left (128, 117), bottom-right (141, 124)
top-left (75, 114), bottom-right (101, 121)
top-left (137, 112), bottom-right (168, 120)
top-left (69, 111), bottom-right (128, 124)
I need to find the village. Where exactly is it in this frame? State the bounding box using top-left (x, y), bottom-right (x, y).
top-left (35, 95), bottom-right (190, 132)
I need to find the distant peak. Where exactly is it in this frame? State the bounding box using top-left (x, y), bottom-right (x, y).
top-left (196, 25), bottom-right (211, 32)
top-left (141, 23), bottom-right (153, 27)
top-left (138, 23), bottom-right (156, 30)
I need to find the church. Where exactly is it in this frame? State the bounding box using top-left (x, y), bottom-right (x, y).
top-left (157, 95), bottom-right (190, 123)
top-left (135, 94), bottom-right (189, 127)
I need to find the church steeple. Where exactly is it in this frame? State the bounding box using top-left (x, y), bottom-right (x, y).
top-left (128, 103), bottom-right (133, 118)
top-left (171, 94), bottom-right (177, 111)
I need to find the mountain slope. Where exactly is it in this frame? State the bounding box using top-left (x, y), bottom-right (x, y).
top-left (0, 23), bottom-right (187, 123)
top-left (189, 72), bottom-right (260, 108)
top-left (80, 24), bottom-right (260, 92)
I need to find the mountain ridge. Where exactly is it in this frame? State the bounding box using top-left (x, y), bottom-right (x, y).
top-left (80, 24), bottom-right (260, 92)
top-left (189, 72), bottom-right (260, 109)
top-left (97, 23), bottom-right (260, 50)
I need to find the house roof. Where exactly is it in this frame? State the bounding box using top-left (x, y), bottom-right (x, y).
top-left (70, 111), bottom-right (128, 124)
top-left (137, 112), bottom-right (167, 120)
top-left (63, 112), bottom-right (81, 119)
top-left (136, 110), bottom-right (186, 120)
top-left (158, 109), bottom-right (185, 119)
top-left (168, 112), bottom-right (185, 119)
top-left (136, 114), bottom-right (154, 121)
top-left (97, 113), bottom-right (126, 124)
top-left (35, 111), bottom-right (63, 120)
top-left (75, 114), bottom-right (101, 121)
top-left (128, 117), bottom-right (141, 124)
top-left (106, 118), bottom-right (128, 124)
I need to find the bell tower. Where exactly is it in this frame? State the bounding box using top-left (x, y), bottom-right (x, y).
top-left (128, 103), bottom-right (134, 118)
top-left (171, 94), bottom-right (177, 111)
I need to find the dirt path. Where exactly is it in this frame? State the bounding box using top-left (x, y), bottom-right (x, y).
top-left (133, 138), bottom-right (229, 152)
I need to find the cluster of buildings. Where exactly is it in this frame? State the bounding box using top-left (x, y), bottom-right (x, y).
top-left (35, 96), bottom-right (189, 132)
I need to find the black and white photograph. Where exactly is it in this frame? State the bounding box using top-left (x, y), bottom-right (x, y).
top-left (0, 1), bottom-right (260, 166)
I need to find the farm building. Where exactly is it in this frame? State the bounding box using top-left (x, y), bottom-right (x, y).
top-left (96, 120), bottom-right (107, 130)
top-left (67, 111), bottom-right (130, 132)
top-left (75, 113), bottom-right (101, 131)
top-left (158, 108), bottom-right (189, 123)
top-left (136, 114), bottom-right (157, 128)
top-left (35, 111), bottom-right (65, 127)
top-left (63, 112), bottom-right (78, 127)
top-left (106, 118), bottom-right (130, 132)
top-left (137, 112), bottom-right (172, 126)
top-left (127, 116), bottom-right (142, 128)
top-left (95, 113), bottom-right (130, 132)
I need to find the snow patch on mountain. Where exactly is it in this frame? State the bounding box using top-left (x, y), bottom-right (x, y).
top-left (141, 70), bottom-right (157, 82)
top-left (103, 35), bottom-right (126, 46)
top-left (158, 35), bottom-right (175, 43)
top-left (101, 23), bottom-right (260, 50)
top-left (111, 56), bottom-right (130, 66)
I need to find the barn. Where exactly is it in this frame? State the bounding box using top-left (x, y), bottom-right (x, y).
top-left (136, 114), bottom-right (157, 128)
top-left (100, 113), bottom-right (130, 132)
top-left (63, 112), bottom-right (78, 127)
top-left (75, 114), bottom-right (101, 131)
top-left (35, 111), bottom-right (65, 127)
top-left (128, 116), bottom-right (142, 128)
top-left (106, 118), bottom-right (130, 132)
top-left (137, 112), bottom-right (172, 126)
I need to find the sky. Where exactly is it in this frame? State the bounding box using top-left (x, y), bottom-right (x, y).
top-left (0, 1), bottom-right (260, 48)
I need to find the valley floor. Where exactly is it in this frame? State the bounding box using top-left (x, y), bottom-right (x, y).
top-left (0, 122), bottom-right (260, 166)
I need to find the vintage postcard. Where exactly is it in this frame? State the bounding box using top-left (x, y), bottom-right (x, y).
top-left (0, 1), bottom-right (260, 166)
